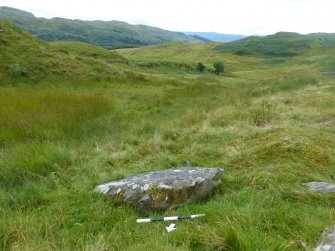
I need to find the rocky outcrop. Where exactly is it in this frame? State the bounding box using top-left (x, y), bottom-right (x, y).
top-left (95, 167), bottom-right (223, 214)
top-left (303, 182), bottom-right (335, 250)
top-left (304, 182), bottom-right (335, 193)
top-left (315, 225), bottom-right (335, 251)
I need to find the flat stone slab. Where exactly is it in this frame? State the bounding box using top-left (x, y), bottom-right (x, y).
top-left (315, 225), bottom-right (335, 251)
top-left (95, 167), bottom-right (223, 214)
top-left (304, 182), bottom-right (335, 193)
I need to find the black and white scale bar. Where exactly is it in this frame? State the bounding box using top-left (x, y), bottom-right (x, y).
top-left (136, 214), bottom-right (205, 223)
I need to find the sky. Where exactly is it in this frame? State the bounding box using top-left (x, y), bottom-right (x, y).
top-left (1, 0), bottom-right (335, 35)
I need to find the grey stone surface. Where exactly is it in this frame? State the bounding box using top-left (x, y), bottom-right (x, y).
top-left (281, 136), bottom-right (291, 143)
top-left (315, 225), bottom-right (335, 251)
top-left (310, 120), bottom-right (334, 129)
top-left (95, 167), bottom-right (223, 214)
top-left (304, 182), bottom-right (335, 193)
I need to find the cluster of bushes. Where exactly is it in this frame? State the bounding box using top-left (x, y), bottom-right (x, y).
top-left (196, 61), bottom-right (225, 75)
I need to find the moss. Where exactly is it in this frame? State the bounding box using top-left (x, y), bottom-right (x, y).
top-left (148, 185), bottom-right (170, 204)
top-left (114, 191), bottom-right (124, 204)
top-left (213, 171), bottom-right (223, 181)
top-left (146, 183), bottom-right (205, 210)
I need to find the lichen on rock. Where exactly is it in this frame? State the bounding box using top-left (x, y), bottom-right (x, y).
top-left (95, 167), bottom-right (223, 214)
top-left (315, 225), bottom-right (335, 251)
top-left (304, 182), bottom-right (335, 193)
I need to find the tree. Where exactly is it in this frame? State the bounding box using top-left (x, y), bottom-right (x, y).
top-left (196, 62), bottom-right (206, 72)
top-left (213, 62), bottom-right (224, 75)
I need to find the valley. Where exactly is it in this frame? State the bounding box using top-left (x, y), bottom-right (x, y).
top-left (0, 17), bottom-right (334, 250)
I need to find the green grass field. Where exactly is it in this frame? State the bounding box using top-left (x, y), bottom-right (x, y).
top-left (1, 20), bottom-right (335, 250)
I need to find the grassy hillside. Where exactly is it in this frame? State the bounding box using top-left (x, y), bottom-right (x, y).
top-left (116, 42), bottom-right (329, 80)
top-left (0, 6), bottom-right (207, 49)
top-left (215, 32), bottom-right (335, 56)
top-left (0, 22), bottom-right (335, 250)
top-left (0, 19), bottom-right (138, 83)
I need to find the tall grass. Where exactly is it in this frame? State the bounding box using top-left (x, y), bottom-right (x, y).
top-left (0, 88), bottom-right (116, 143)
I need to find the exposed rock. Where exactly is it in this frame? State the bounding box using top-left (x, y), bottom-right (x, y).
top-left (281, 136), bottom-right (291, 143)
top-left (304, 182), bottom-right (335, 193)
top-left (315, 225), bottom-right (335, 251)
top-left (95, 167), bottom-right (223, 214)
top-left (310, 120), bottom-right (334, 129)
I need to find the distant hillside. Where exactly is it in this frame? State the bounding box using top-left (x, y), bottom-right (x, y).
top-left (0, 19), bottom-right (131, 81)
top-left (214, 31), bottom-right (335, 56)
top-left (188, 34), bottom-right (212, 43)
top-left (184, 32), bottom-right (247, 42)
top-left (0, 6), bottom-right (206, 49)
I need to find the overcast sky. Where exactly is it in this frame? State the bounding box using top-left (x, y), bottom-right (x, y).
top-left (1, 0), bottom-right (334, 35)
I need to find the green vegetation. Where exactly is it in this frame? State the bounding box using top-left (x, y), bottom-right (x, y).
top-left (0, 20), bottom-right (135, 84)
top-left (0, 6), bottom-right (207, 49)
top-left (215, 32), bottom-right (335, 56)
top-left (196, 62), bottom-right (206, 72)
top-left (213, 61), bottom-right (224, 75)
top-left (0, 20), bottom-right (335, 250)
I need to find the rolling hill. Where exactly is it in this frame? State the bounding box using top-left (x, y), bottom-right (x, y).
top-left (0, 19), bottom-right (133, 82)
top-left (0, 6), bottom-right (207, 49)
top-left (1, 19), bottom-right (335, 251)
top-left (215, 31), bottom-right (335, 56)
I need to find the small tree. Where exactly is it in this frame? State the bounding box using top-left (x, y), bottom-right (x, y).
top-left (213, 62), bottom-right (224, 75)
top-left (196, 62), bottom-right (206, 72)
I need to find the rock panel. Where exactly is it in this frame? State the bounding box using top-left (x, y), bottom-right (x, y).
top-left (95, 167), bottom-right (223, 214)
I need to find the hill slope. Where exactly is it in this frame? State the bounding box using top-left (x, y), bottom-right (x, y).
top-left (0, 19), bottom-right (131, 82)
top-left (1, 21), bottom-right (335, 251)
top-left (0, 6), bottom-right (206, 49)
top-left (215, 31), bottom-right (335, 56)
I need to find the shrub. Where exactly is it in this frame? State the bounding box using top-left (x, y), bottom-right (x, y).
top-left (196, 62), bottom-right (206, 72)
top-left (213, 62), bottom-right (224, 75)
